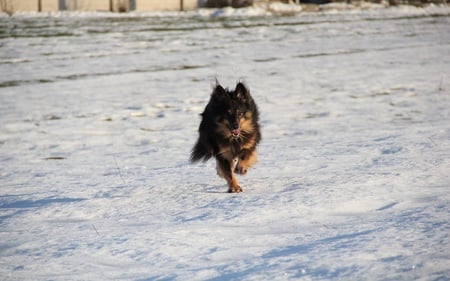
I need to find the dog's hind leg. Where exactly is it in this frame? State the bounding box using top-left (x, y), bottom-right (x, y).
top-left (216, 156), bottom-right (242, 193)
top-left (217, 158), bottom-right (238, 177)
top-left (216, 159), bottom-right (224, 178)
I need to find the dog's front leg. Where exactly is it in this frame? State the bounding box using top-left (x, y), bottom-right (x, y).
top-left (216, 156), bottom-right (242, 193)
top-left (235, 149), bottom-right (257, 175)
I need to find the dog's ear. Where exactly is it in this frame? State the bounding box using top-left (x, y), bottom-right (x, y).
top-left (235, 82), bottom-right (249, 103)
top-left (211, 84), bottom-right (227, 101)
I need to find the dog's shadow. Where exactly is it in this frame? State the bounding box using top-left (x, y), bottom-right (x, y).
top-left (197, 185), bottom-right (229, 194)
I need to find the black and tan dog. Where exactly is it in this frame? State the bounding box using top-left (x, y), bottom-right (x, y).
top-left (191, 82), bottom-right (261, 193)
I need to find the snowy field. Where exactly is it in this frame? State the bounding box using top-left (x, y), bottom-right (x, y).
top-left (1, 4), bottom-right (450, 280)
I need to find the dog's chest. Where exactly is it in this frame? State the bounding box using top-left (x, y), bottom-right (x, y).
top-left (230, 140), bottom-right (242, 156)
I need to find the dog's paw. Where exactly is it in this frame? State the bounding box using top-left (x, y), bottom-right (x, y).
top-left (228, 185), bottom-right (243, 193)
top-left (235, 165), bottom-right (248, 175)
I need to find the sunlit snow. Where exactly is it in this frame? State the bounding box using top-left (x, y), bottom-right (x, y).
top-left (1, 4), bottom-right (449, 280)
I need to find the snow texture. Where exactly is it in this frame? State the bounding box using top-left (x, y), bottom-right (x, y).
top-left (1, 4), bottom-right (450, 281)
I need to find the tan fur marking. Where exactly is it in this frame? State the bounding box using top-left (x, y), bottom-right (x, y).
top-left (228, 176), bottom-right (240, 192)
top-left (242, 150), bottom-right (257, 167)
top-left (217, 145), bottom-right (234, 161)
top-left (236, 150), bottom-right (257, 175)
top-left (241, 134), bottom-right (256, 151)
top-left (240, 112), bottom-right (254, 132)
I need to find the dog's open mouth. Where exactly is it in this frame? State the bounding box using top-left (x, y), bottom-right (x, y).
top-left (232, 129), bottom-right (241, 138)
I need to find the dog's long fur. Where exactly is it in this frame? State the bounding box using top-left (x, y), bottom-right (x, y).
top-left (190, 82), bottom-right (261, 193)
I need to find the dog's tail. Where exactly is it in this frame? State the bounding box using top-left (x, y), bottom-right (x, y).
top-left (190, 140), bottom-right (212, 163)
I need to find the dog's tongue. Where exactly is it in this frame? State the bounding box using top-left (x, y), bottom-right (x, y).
top-left (232, 129), bottom-right (241, 136)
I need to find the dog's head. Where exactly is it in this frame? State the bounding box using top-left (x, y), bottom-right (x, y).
top-left (210, 82), bottom-right (254, 140)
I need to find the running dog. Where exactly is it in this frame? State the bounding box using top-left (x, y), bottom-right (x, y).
top-left (190, 82), bottom-right (261, 193)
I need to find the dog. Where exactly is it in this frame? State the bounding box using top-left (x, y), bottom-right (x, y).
top-left (190, 82), bottom-right (261, 193)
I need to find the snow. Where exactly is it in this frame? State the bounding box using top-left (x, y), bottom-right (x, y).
top-left (1, 4), bottom-right (450, 280)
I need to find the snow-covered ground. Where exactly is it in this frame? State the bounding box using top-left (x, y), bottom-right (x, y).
top-left (1, 4), bottom-right (449, 280)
